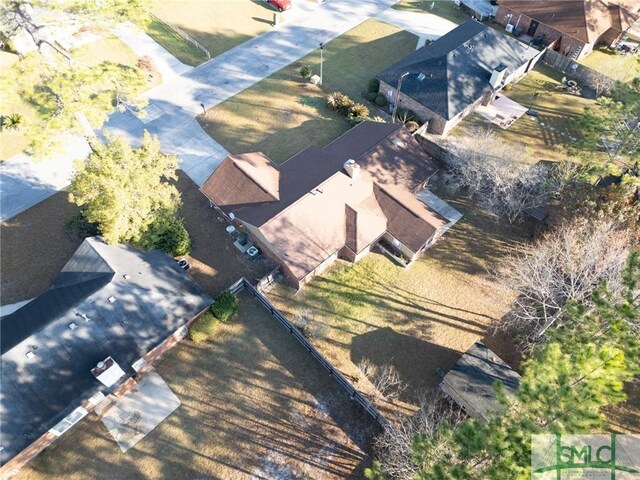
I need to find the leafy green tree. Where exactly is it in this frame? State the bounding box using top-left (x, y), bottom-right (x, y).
top-left (572, 80), bottom-right (640, 185)
top-left (9, 53), bottom-right (147, 154)
top-left (69, 132), bottom-right (181, 245)
top-left (0, 0), bottom-right (150, 156)
top-left (138, 211), bottom-right (191, 256)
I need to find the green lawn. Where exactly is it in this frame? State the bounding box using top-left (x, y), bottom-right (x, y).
top-left (449, 65), bottom-right (607, 164)
top-left (268, 185), bottom-right (528, 405)
top-left (393, 0), bottom-right (469, 24)
top-left (580, 48), bottom-right (640, 83)
top-left (149, 0), bottom-right (278, 63)
top-left (144, 18), bottom-right (209, 66)
top-left (198, 19), bottom-right (418, 163)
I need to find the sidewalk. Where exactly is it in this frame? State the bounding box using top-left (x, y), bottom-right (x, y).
top-left (112, 22), bottom-right (193, 80)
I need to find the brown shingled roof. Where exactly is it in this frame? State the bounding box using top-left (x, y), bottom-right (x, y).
top-left (200, 153), bottom-right (279, 212)
top-left (500, 0), bottom-right (638, 43)
top-left (201, 122), bottom-right (450, 281)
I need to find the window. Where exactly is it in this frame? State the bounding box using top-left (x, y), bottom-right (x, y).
top-left (49, 407), bottom-right (88, 436)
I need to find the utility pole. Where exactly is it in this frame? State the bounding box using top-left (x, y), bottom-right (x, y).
top-left (392, 72), bottom-right (410, 124)
top-left (319, 42), bottom-right (324, 86)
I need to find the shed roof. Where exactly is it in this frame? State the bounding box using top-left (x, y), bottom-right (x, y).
top-left (439, 342), bottom-right (521, 421)
top-left (0, 237), bottom-right (212, 464)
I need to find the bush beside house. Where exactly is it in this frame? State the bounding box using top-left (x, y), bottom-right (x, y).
top-left (210, 291), bottom-right (239, 322)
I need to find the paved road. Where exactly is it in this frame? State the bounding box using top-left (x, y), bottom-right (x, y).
top-left (106, 0), bottom-right (401, 186)
top-left (1, 0), bottom-right (400, 220)
top-left (0, 135), bottom-right (91, 222)
top-left (375, 6), bottom-right (459, 43)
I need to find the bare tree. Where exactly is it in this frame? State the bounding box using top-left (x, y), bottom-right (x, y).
top-left (293, 308), bottom-right (327, 339)
top-left (372, 391), bottom-right (464, 479)
top-left (358, 359), bottom-right (407, 401)
top-left (442, 129), bottom-right (576, 223)
top-left (495, 218), bottom-right (633, 348)
top-left (586, 71), bottom-right (615, 98)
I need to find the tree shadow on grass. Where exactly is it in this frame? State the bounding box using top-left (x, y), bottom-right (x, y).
top-left (351, 327), bottom-right (462, 403)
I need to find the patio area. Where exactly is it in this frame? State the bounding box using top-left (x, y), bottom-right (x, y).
top-left (94, 372), bottom-right (181, 453)
top-left (476, 94), bottom-right (529, 129)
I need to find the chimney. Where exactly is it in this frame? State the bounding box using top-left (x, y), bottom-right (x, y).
top-left (489, 63), bottom-right (508, 89)
top-left (91, 356), bottom-right (125, 387)
top-left (343, 159), bottom-right (361, 179)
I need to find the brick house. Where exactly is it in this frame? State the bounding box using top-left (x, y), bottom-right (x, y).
top-left (0, 237), bottom-right (212, 477)
top-left (377, 20), bottom-right (542, 136)
top-left (495, 0), bottom-right (640, 60)
top-left (200, 122), bottom-right (462, 290)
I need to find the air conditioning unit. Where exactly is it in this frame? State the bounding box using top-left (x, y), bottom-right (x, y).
top-left (505, 24), bottom-right (514, 33)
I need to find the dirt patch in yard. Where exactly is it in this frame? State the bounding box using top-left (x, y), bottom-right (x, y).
top-left (0, 191), bottom-right (82, 305)
top-left (18, 292), bottom-right (379, 480)
top-left (176, 171), bottom-right (274, 296)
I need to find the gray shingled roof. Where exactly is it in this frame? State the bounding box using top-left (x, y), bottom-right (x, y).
top-left (439, 342), bottom-right (521, 421)
top-left (377, 20), bottom-right (540, 120)
top-left (0, 238), bottom-right (212, 465)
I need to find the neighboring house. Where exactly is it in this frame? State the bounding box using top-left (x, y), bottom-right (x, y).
top-left (496, 0), bottom-right (640, 60)
top-left (0, 237), bottom-right (212, 476)
top-left (377, 20), bottom-right (542, 136)
top-left (439, 342), bottom-right (521, 421)
top-left (200, 122), bottom-right (462, 290)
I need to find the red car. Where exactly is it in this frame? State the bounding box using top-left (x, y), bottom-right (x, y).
top-left (265, 0), bottom-right (292, 11)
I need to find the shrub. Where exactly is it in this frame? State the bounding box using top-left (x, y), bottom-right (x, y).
top-left (1, 113), bottom-right (23, 131)
top-left (210, 291), bottom-right (238, 322)
top-left (337, 94), bottom-right (355, 115)
top-left (349, 103), bottom-right (370, 119)
top-left (368, 78), bottom-right (380, 93)
top-left (138, 212), bottom-right (191, 256)
top-left (189, 312), bottom-right (219, 343)
top-left (137, 55), bottom-right (156, 73)
top-left (396, 108), bottom-right (420, 123)
top-left (326, 91), bottom-right (345, 111)
top-left (300, 64), bottom-right (312, 79)
top-left (66, 211), bottom-right (99, 239)
top-left (374, 94), bottom-right (388, 107)
top-left (367, 91), bottom-right (377, 102)
top-left (155, 216), bottom-right (191, 256)
top-left (349, 116), bottom-right (367, 127)
top-left (405, 120), bottom-right (420, 132)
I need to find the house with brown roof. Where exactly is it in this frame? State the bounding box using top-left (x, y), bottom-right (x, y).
top-left (200, 122), bottom-right (462, 289)
top-left (496, 0), bottom-right (640, 60)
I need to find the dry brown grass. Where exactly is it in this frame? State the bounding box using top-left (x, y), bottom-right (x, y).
top-left (17, 293), bottom-right (379, 480)
top-left (175, 172), bottom-right (273, 296)
top-left (267, 183), bottom-right (529, 409)
top-left (0, 191), bottom-right (82, 305)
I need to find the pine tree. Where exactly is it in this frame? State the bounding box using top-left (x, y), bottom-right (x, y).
top-left (402, 257), bottom-right (639, 480)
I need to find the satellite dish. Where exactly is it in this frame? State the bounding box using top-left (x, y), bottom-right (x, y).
top-left (229, 212), bottom-right (235, 220)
